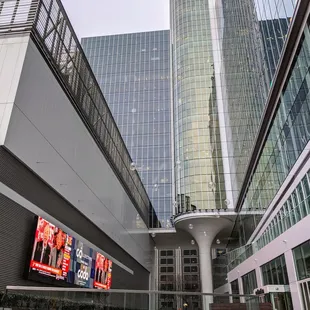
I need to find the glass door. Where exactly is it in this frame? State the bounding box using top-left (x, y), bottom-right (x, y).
top-left (271, 292), bottom-right (293, 310)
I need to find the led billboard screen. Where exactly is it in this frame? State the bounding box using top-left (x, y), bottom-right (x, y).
top-left (94, 252), bottom-right (112, 290)
top-left (28, 216), bottom-right (112, 289)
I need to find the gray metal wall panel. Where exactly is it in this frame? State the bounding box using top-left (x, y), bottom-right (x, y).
top-left (0, 147), bottom-right (149, 290)
top-left (0, 193), bottom-right (39, 290)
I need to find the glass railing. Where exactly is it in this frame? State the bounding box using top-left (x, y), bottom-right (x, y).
top-left (1, 286), bottom-right (260, 310)
top-left (227, 244), bottom-right (254, 272)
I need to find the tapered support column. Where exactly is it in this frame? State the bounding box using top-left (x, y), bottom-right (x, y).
top-left (199, 238), bottom-right (213, 309)
top-left (175, 215), bottom-right (232, 310)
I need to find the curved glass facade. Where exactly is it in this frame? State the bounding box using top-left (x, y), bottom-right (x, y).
top-left (171, 0), bottom-right (296, 215)
top-left (222, 0), bottom-right (269, 196)
top-left (171, 0), bottom-right (226, 211)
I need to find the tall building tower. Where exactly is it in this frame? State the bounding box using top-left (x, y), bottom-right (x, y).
top-left (170, 0), bottom-right (296, 309)
top-left (171, 0), bottom-right (228, 213)
top-left (82, 31), bottom-right (173, 228)
top-left (170, 0), bottom-right (268, 213)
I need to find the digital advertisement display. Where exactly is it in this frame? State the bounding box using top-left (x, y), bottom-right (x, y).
top-left (29, 217), bottom-right (73, 282)
top-left (94, 252), bottom-right (112, 290)
top-left (28, 216), bottom-right (112, 289)
top-left (70, 239), bottom-right (94, 288)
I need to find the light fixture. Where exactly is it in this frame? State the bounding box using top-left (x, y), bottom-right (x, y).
top-left (191, 240), bottom-right (195, 245)
top-left (151, 232), bottom-right (156, 238)
top-left (130, 162), bottom-right (136, 171)
top-left (216, 239), bottom-right (221, 245)
top-left (188, 223), bottom-right (193, 230)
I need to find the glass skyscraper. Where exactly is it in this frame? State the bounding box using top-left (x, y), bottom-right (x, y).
top-left (82, 31), bottom-right (172, 227)
top-left (170, 0), bottom-right (300, 307)
top-left (171, 0), bottom-right (296, 213)
top-left (171, 0), bottom-right (228, 212)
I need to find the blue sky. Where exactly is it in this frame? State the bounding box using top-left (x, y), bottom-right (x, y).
top-left (62, 0), bottom-right (170, 40)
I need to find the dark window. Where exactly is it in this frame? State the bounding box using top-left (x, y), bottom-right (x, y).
top-left (184, 275), bottom-right (199, 282)
top-left (160, 249), bottom-right (173, 256)
top-left (184, 266), bottom-right (198, 273)
top-left (184, 257), bottom-right (198, 264)
top-left (230, 279), bottom-right (240, 303)
top-left (160, 275), bottom-right (174, 282)
top-left (293, 240), bottom-right (310, 280)
top-left (242, 270), bottom-right (257, 295)
top-left (160, 258), bottom-right (174, 265)
top-left (261, 255), bottom-right (289, 285)
top-left (184, 283), bottom-right (199, 291)
top-left (160, 283), bottom-right (174, 291)
top-left (160, 266), bottom-right (174, 273)
top-left (183, 249), bottom-right (197, 256)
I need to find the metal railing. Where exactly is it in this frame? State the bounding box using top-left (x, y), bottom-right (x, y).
top-left (1, 286), bottom-right (261, 310)
top-left (0, 0), bottom-right (157, 226)
top-left (0, 0), bottom-right (37, 31)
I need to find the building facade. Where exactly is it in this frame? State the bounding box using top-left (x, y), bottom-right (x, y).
top-left (0, 0), bottom-right (154, 293)
top-left (171, 0), bottom-right (228, 212)
top-left (82, 31), bottom-right (173, 228)
top-left (169, 0), bottom-right (301, 309)
top-left (227, 1), bottom-right (310, 310)
top-left (2, 0), bottom-right (310, 310)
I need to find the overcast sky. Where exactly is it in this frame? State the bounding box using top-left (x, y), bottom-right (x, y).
top-left (61, 0), bottom-right (170, 40)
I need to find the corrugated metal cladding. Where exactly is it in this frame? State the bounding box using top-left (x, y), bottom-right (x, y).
top-left (0, 147), bottom-right (149, 290)
top-left (0, 193), bottom-right (40, 289)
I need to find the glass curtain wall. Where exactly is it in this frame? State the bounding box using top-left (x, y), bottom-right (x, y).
top-left (171, 0), bottom-right (227, 211)
top-left (257, 170), bottom-right (310, 250)
top-left (234, 15), bottom-right (310, 246)
top-left (221, 0), bottom-right (268, 199)
top-left (82, 31), bottom-right (172, 227)
top-left (171, 0), bottom-right (296, 213)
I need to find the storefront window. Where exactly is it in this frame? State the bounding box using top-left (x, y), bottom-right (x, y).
top-left (261, 255), bottom-right (289, 285)
top-left (242, 270), bottom-right (257, 295)
top-left (230, 279), bottom-right (240, 303)
top-left (293, 240), bottom-right (310, 280)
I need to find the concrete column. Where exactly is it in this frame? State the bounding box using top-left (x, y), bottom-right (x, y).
top-left (174, 215), bottom-right (232, 310)
top-left (284, 250), bottom-right (303, 310)
top-left (238, 276), bottom-right (245, 303)
top-left (198, 237), bottom-right (214, 309)
top-left (255, 266), bottom-right (263, 288)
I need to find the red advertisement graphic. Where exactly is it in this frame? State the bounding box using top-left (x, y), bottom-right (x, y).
top-left (30, 217), bottom-right (72, 280)
top-left (30, 261), bottom-right (62, 276)
top-left (62, 235), bottom-right (72, 277)
top-left (94, 252), bottom-right (112, 290)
